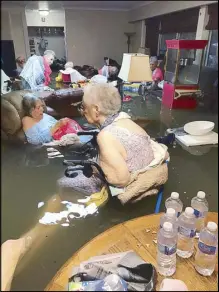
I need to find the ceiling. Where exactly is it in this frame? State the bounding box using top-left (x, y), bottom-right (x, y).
top-left (1, 1), bottom-right (154, 11)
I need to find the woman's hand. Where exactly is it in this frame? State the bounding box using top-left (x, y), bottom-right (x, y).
top-left (97, 131), bottom-right (130, 187)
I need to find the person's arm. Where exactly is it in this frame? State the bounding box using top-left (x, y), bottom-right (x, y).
top-left (97, 131), bottom-right (130, 187)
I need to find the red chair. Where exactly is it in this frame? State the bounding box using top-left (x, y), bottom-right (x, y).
top-left (62, 73), bottom-right (71, 83)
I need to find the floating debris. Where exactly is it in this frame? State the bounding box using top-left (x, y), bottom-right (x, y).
top-left (38, 202), bottom-right (45, 209)
top-left (145, 229), bottom-right (151, 233)
top-left (153, 239), bottom-right (157, 244)
top-left (61, 223), bottom-right (69, 227)
top-left (145, 244), bottom-right (150, 248)
top-left (152, 231), bottom-right (157, 234)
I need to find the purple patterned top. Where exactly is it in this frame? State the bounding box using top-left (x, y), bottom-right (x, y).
top-left (103, 124), bottom-right (154, 172)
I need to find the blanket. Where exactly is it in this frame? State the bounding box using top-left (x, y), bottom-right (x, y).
top-left (20, 55), bottom-right (45, 90)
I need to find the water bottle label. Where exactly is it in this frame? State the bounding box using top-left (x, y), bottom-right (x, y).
top-left (158, 243), bottom-right (177, 255)
top-left (179, 226), bottom-right (196, 238)
top-left (194, 209), bottom-right (204, 218)
top-left (177, 212), bottom-right (181, 218)
top-left (198, 242), bottom-right (217, 255)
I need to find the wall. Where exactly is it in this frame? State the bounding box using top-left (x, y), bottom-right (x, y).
top-left (1, 11), bottom-right (12, 40)
top-left (65, 10), bottom-right (134, 68)
top-left (1, 8), bottom-right (30, 58)
top-left (29, 36), bottom-right (66, 59)
top-left (25, 10), bottom-right (65, 27)
top-left (132, 21), bottom-right (142, 53)
top-left (129, 0), bottom-right (218, 22)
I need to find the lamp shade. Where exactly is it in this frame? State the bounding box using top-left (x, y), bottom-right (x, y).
top-left (118, 53), bottom-right (152, 82)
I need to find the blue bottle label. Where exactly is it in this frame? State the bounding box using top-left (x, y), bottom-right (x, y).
top-left (194, 209), bottom-right (204, 218)
top-left (158, 243), bottom-right (177, 255)
top-left (179, 226), bottom-right (196, 238)
top-left (198, 242), bottom-right (217, 255)
top-left (177, 212), bottom-right (181, 218)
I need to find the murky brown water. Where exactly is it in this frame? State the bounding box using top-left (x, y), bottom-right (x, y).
top-left (1, 95), bottom-right (218, 291)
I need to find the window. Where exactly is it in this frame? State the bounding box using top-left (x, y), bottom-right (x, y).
top-left (158, 32), bottom-right (196, 57)
top-left (206, 30), bottom-right (218, 69)
top-left (158, 33), bottom-right (177, 56)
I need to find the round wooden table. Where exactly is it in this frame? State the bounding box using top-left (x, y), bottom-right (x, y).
top-left (45, 212), bottom-right (218, 291)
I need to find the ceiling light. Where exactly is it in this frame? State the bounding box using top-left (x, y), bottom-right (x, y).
top-left (39, 10), bottom-right (49, 17)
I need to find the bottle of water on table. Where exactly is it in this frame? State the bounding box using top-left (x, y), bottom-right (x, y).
top-left (195, 222), bottom-right (218, 276)
top-left (165, 192), bottom-right (183, 218)
top-left (177, 207), bottom-right (196, 258)
top-left (191, 191), bottom-right (208, 234)
top-left (160, 208), bottom-right (178, 233)
top-left (157, 222), bottom-right (177, 276)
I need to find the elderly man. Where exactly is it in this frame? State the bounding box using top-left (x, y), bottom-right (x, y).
top-left (20, 50), bottom-right (55, 91)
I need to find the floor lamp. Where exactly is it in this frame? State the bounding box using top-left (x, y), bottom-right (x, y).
top-left (124, 32), bottom-right (136, 53)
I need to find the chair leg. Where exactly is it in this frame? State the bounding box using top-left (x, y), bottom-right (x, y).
top-left (155, 185), bottom-right (164, 214)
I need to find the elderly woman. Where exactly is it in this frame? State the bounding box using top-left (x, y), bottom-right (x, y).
top-left (20, 50), bottom-right (55, 91)
top-left (58, 83), bottom-right (168, 201)
top-left (22, 93), bottom-right (83, 145)
top-left (60, 61), bottom-right (87, 83)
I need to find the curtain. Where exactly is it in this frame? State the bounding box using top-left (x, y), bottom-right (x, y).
top-left (205, 3), bottom-right (218, 30)
top-left (159, 7), bottom-right (199, 34)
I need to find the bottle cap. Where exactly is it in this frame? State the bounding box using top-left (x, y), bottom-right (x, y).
top-left (166, 208), bottom-right (176, 216)
top-left (171, 192), bottom-right (179, 199)
top-left (197, 191), bottom-right (206, 199)
top-left (185, 207), bottom-right (194, 216)
top-left (207, 222), bottom-right (217, 232)
top-left (163, 222), bottom-right (173, 232)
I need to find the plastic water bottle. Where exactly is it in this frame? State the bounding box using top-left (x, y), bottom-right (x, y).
top-left (160, 208), bottom-right (178, 232)
top-left (157, 222), bottom-right (177, 276)
top-left (195, 222), bottom-right (218, 276)
top-left (177, 207), bottom-right (196, 258)
top-left (165, 192), bottom-right (183, 218)
top-left (191, 191), bottom-right (209, 234)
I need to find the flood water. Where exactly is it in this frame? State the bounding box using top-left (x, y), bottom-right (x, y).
top-left (1, 95), bottom-right (218, 291)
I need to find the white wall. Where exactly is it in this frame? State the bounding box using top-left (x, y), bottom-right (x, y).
top-left (129, 0), bottom-right (218, 22)
top-left (1, 11), bottom-right (12, 40)
top-left (25, 10), bottom-right (65, 27)
top-left (1, 8), bottom-right (30, 58)
top-left (65, 9), bottom-right (134, 68)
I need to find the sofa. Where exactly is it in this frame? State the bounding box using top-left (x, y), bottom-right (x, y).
top-left (1, 88), bottom-right (84, 143)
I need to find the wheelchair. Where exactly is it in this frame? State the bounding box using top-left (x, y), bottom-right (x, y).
top-left (62, 128), bottom-right (175, 207)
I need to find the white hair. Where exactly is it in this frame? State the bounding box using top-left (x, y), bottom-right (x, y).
top-left (64, 61), bottom-right (74, 69)
top-left (83, 83), bottom-right (121, 116)
top-left (44, 50), bottom-right (55, 57)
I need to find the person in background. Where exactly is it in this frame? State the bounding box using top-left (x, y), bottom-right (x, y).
top-left (60, 61), bottom-right (87, 83)
top-left (15, 56), bottom-right (26, 76)
top-left (20, 50), bottom-right (55, 91)
top-left (147, 56), bottom-right (164, 90)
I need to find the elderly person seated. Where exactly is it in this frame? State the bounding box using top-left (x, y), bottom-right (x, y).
top-left (60, 61), bottom-right (87, 83)
top-left (14, 56), bottom-right (26, 77)
top-left (58, 83), bottom-right (168, 204)
top-left (22, 93), bottom-right (84, 145)
top-left (146, 56), bottom-right (164, 90)
top-left (20, 50), bottom-right (55, 91)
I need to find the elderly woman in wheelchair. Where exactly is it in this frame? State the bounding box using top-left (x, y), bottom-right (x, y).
top-left (59, 83), bottom-right (169, 205)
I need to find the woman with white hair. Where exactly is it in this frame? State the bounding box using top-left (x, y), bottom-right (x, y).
top-left (20, 50), bottom-right (56, 91)
top-left (60, 61), bottom-right (87, 83)
top-left (58, 83), bottom-right (156, 195)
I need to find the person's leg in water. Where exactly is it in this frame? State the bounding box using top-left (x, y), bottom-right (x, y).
top-left (1, 193), bottom-right (62, 291)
